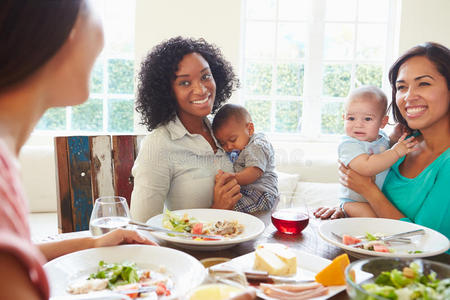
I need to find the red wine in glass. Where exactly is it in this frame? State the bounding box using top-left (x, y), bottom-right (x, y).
top-left (271, 209), bottom-right (309, 234)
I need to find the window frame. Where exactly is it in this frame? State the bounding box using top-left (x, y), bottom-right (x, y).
top-left (240, 0), bottom-right (399, 142)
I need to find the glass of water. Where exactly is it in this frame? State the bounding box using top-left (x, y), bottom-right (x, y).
top-left (89, 196), bottom-right (131, 236)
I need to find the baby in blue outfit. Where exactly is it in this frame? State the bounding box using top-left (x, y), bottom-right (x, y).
top-left (339, 86), bottom-right (417, 217)
top-left (212, 104), bottom-right (278, 213)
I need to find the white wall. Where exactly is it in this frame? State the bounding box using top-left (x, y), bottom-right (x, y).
top-left (398, 0), bottom-right (450, 54)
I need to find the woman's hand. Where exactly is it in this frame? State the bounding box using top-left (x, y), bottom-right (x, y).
top-left (92, 228), bottom-right (158, 248)
top-left (339, 162), bottom-right (377, 197)
top-left (212, 170), bottom-right (242, 210)
top-left (313, 206), bottom-right (344, 219)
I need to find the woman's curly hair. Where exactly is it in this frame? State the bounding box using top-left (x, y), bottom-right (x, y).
top-left (136, 36), bottom-right (239, 131)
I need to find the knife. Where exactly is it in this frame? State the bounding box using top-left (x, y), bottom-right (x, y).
top-left (129, 220), bottom-right (223, 240)
top-left (350, 229), bottom-right (425, 248)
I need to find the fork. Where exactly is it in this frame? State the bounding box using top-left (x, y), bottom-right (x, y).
top-left (331, 232), bottom-right (411, 244)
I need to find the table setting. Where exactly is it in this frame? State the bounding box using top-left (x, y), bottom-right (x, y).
top-left (40, 196), bottom-right (450, 300)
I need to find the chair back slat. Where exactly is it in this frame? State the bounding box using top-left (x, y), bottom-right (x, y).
top-left (54, 134), bottom-right (144, 233)
top-left (67, 136), bottom-right (93, 232)
top-left (54, 137), bottom-right (74, 232)
top-left (90, 135), bottom-right (114, 200)
top-left (112, 135), bottom-right (137, 208)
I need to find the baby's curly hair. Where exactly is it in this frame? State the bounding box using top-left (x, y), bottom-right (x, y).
top-left (136, 36), bottom-right (239, 131)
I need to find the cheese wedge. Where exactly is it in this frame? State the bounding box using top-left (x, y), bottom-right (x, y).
top-left (314, 253), bottom-right (349, 286)
top-left (254, 243), bottom-right (297, 275)
top-left (254, 248), bottom-right (288, 275)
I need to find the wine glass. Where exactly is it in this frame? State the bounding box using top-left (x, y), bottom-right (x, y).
top-left (271, 194), bottom-right (310, 235)
top-left (89, 196), bottom-right (131, 236)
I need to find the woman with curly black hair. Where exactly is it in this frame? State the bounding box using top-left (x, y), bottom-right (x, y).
top-left (130, 37), bottom-right (242, 222)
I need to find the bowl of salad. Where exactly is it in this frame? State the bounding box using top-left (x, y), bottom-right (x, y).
top-left (345, 257), bottom-right (450, 299)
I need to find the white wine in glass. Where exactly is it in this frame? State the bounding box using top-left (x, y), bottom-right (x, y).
top-left (89, 196), bottom-right (130, 236)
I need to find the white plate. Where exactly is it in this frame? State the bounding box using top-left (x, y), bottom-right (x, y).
top-left (217, 250), bottom-right (346, 300)
top-left (143, 209), bottom-right (265, 251)
top-left (319, 218), bottom-right (450, 258)
top-left (44, 245), bottom-right (206, 299)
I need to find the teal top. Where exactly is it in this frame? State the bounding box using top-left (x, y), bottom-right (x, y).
top-left (382, 148), bottom-right (450, 242)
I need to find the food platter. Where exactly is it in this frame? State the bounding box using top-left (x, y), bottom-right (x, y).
top-left (217, 250), bottom-right (346, 300)
top-left (142, 209), bottom-right (265, 251)
top-left (44, 245), bottom-right (205, 299)
top-left (319, 218), bottom-right (450, 258)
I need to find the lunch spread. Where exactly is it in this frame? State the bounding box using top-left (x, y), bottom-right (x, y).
top-left (162, 209), bottom-right (244, 240)
top-left (360, 262), bottom-right (450, 299)
top-left (314, 253), bottom-right (350, 286)
top-left (67, 260), bottom-right (172, 298)
top-left (254, 243), bottom-right (297, 276)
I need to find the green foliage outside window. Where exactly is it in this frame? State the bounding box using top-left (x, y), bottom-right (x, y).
top-left (108, 99), bottom-right (134, 132)
top-left (245, 63), bottom-right (272, 95)
top-left (321, 102), bottom-right (344, 134)
top-left (71, 98), bottom-right (103, 131)
top-left (323, 64), bottom-right (351, 97)
top-left (275, 101), bottom-right (302, 132)
top-left (355, 64), bottom-right (382, 87)
top-left (90, 61), bottom-right (103, 93)
top-left (108, 59), bottom-right (134, 94)
top-left (245, 100), bottom-right (271, 132)
top-left (276, 63), bottom-right (304, 96)
top-left (36, 107), bottom-right (66, 130)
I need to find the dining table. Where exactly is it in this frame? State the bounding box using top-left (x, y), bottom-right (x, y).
top-left (36, 210), bottom-right (449, 300)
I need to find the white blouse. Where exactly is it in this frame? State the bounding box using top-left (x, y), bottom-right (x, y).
top-left (130, 116), bottom-right (233, 222)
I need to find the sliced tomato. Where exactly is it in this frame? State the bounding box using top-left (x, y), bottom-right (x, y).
top-left (373, 243), bottom-right (390, 253)
top-left (156, 282), bottom-right (170, 296)
top-left (342, 234), bottom-right (362, 245)
top-left (192, 223), bottom-right (203, 235)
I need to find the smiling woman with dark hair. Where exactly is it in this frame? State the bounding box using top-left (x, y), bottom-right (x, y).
top-left (314, 42), bottom-right (450, 243)
top-left (130, 36), bottom-right (242, 222)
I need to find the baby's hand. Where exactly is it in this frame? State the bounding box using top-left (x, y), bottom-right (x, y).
top-left (392, 133), bottom-right (418, 157)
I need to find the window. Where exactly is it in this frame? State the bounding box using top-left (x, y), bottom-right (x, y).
top-left (241, 0), bottom-right (396, 139)
top-left (36, 0), bottom-right (135, 133)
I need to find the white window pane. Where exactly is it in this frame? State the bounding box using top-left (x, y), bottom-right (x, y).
top-left (355, 64), bottom-right (383, 88)
top-left (245, 100), bottom-right (272, 132)
top-left (321, 101), bottom-right (344, 134)
top-left (356, 24), bottom-right (387, 60)
top-left (275, 101), bottom-right (302, 133)
top-left (246, 0), bottom-right (276, 19)
top-left (245, 22), bottom-right (276, 58)
top-left (72, 98), bottom-right (103, 131)
top-left (104, 0), bottom-right (135, 56)
top-left (322, 64), bottom-right (352, 97)
top-left (325, 0), bottom-right (357, 21)
top-left (278, 0), bottom-right (309, 21)
top-left (324, 23), bottom-right (355, 60)
top-left (245, 62), bottom-right (273, 95)
top-left (276, 63), bottom-right (304, 96)
top-left (358, 0), bottom-right (389, 22)
top-left (277, 22), bottom-right (307, 59)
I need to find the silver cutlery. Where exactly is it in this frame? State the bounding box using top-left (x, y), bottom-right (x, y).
top-left (129, 219), bottom-right (223, 240)
top-left (340, 229), bottom-right (425, 248)
top-left (331, 231), bottom-right (411, 244)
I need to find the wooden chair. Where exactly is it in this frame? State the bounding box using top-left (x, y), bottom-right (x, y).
top-left (54, 135), bottom-right (144, 233)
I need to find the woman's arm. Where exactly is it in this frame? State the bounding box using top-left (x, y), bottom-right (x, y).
top-left (212, 170), bottom-right (242, 210)
top-left (38, 228), bottom-right (156, 261)
top-left (0, 252), bottom-right (42, 300)
top-left (339, 163), bottom-right (405, 219)
top-left (130, 135), bottom-right (170, 222)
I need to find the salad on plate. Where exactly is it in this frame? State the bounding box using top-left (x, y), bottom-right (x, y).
top-left (162, 209), bottom-right (244, 240)
top-left (360, 262), bottom-right (450, 299)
